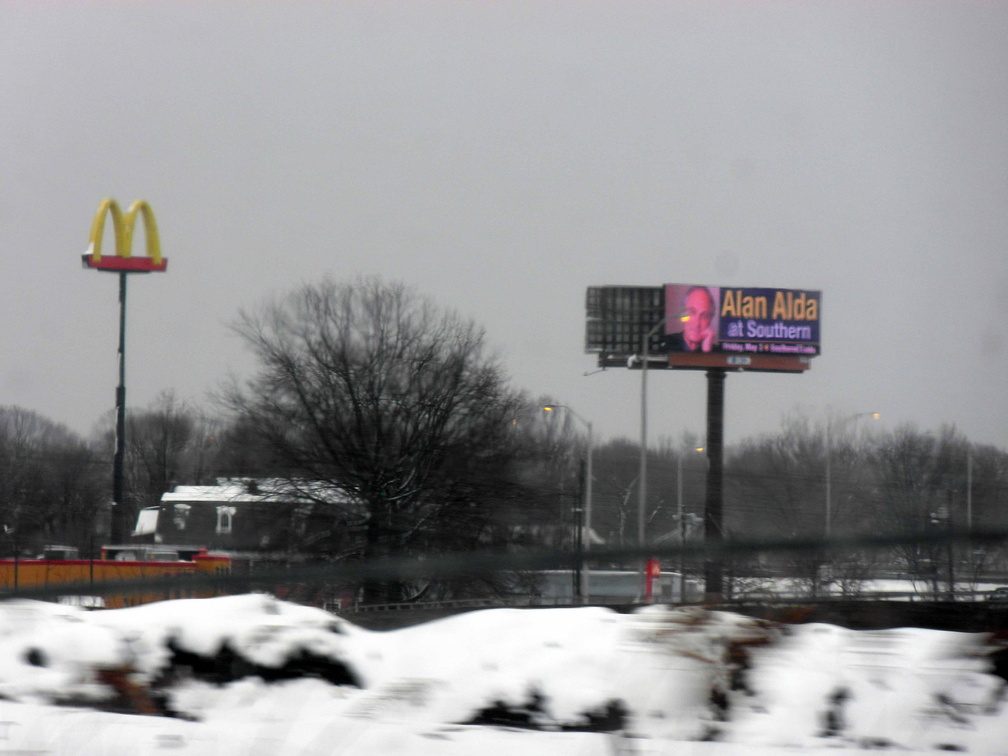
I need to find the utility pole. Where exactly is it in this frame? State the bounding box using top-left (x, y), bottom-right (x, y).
top-left (637, 320), bottom-right (665, 596)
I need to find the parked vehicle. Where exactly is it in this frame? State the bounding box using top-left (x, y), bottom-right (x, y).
top-left (986, 587), bottom-right (1008, 603)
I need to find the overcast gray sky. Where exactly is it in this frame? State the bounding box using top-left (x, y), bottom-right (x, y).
top-left (2, 1), bottom-right (1006, 450)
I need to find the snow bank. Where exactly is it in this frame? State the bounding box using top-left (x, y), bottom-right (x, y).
top-left (0, 595), bottom-right (1003, 754)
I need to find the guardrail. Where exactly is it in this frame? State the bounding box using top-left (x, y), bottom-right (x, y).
top-left (331, 589), bottom-right (1008, 617)
top-left (331, 594), bottom-right (643, 614)
top-left (2, 528), bottom-right (1006, 613)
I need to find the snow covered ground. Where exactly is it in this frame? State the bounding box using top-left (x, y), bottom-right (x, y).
top-left (0, 594), bottom-right (1004, 754)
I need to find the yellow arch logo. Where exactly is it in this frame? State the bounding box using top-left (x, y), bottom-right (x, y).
top-left (82, 199), bottom-right (167, 272)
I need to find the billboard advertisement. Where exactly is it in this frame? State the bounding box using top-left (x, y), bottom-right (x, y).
top-left (664, 284), bottom-right (821, 356)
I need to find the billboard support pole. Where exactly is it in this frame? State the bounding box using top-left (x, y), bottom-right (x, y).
top-left (703, 369), bottom-right (725, 601)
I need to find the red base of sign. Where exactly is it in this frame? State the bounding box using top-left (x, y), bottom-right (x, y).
top-left (82, 254), bottom-right (168, 272)
top-left (667, 352), bottom-right (810, 373)
top-left (599, 351), bottom-right (811, 373)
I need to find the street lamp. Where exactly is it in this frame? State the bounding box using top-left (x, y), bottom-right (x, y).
top-left (677, 444), bottom-right (704, 603)
top-left (543, 405), bottom-right (593, 603)
top-left (635, 319), bottom-right (667, 594)
top-left (966, 444), bottom-right (973, 531)
top-left (825, 411), bottom-right (879, 537)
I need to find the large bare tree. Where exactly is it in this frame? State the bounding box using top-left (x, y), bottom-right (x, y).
top-left (224, 276), bottom-right (531, 601)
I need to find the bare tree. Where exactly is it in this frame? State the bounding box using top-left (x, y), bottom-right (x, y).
top-left (93, 393), bottom-right (222, 538)
top-left (962, 443), bottom-right (1008, 577)
top-left (589, 438), bottom-right (643, 549)
top-left (511, 397), bottom-right (592, 551)
top-left (725, 411), bottom-right (825, 593)
top-left (0, 406), bottom-right (105, 555)
top-left (126, 392), bottom-right (198, 510)
top-left (223, 276), bottom-right (532, 602)
top-left (870, 427), bottom-right (987, 596)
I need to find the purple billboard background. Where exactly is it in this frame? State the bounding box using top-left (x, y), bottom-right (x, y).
top-left (664, 284), bottom-right (821, 356)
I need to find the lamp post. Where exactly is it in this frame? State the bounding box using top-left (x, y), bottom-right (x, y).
top-left (543, 405), bottom-right (593, 603)
top-left (825, 411), bottom-right (879, 537)
top-left (677, 444), bottom-right (704, 602)
top-left (636, 319), bottom-right (666, 595)
top-left (966, 445), bottom-right (973, 532)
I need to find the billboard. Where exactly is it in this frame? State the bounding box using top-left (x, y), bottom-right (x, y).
top-left (664, 284), bottom-right (821, 356)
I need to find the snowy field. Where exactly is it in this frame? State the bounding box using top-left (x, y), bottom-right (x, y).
top-left (0, 594), bottom-right (1004, 754)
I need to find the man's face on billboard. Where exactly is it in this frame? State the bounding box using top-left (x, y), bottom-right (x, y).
top-left (683, 288), bottom-right (714, 346)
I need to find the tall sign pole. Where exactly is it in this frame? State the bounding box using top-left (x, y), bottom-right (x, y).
top-left (82, 199), bottom-right (167, 543)
top-left (114, 270), bottom-right (127, 542)
top-left (703, 369), bottom-right (726, 601)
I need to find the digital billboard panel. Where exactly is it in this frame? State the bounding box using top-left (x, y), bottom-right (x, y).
top-left (664, 284), bottom-right (821, 356)
top-left (584, 286), bottom-right (664, 355)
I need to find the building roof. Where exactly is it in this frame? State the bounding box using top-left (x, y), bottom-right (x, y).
top-left (160, 478), bottom-right (354, 506)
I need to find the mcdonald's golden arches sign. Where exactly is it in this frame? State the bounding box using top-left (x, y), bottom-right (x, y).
top-left (81, 199), bottom-right (167, 272)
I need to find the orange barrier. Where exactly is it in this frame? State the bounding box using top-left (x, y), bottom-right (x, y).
top-left (0, 553), bottom-right (231, 609)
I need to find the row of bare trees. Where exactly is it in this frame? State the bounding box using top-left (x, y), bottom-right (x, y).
top-left (0, 275), bottom-right (1004, 602)
top-left (0, 394), bottom-right (224, 558)
top-left (0, 407), bottom-right (103, 556)
top-left (574, 411), bottom-right (1008, 599)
